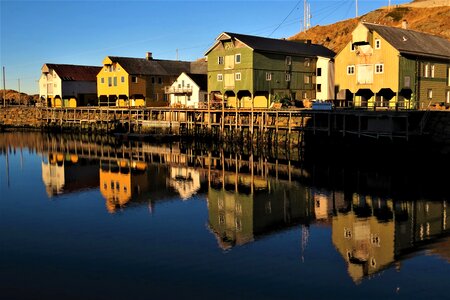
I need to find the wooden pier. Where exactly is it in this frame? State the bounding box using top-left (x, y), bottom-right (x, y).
top-left (38, 107), bottom-right (425, 142)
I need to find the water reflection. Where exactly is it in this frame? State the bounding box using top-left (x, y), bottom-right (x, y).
top-left (1, 132), bottom-right (449, 285)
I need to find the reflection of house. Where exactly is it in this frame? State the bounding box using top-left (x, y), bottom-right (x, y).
top-left (335, 22), bottom-right (450, 109)
top-left (97, 53), bottom-right (206, 107)
top-left (41, 153), bottom-right (99, 197)
top-left (169, 166), bottom-right (201, 200)
top-left (332, 193), bottom-right (450, 283)
top-left (205, 32), bottom-right (335, 108)
top-left (207, 180), bottom-right (311, 250)
top-left (39, 63), bottom-right (101, 107)
top-left (166, 72), bottom-right (208, 108)
top-left (99, 160), bottom-right (148, 213)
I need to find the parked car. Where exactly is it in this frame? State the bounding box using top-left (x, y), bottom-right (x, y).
top-left (311, 100), bottom-right (334, 110)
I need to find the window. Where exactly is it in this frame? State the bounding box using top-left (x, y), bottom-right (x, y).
top-left (158, 77), bottom-right (162, 84)
top-left (219, 214), bottom-right (225, 225)
top-left (446, 90), bottom-right (450, 103)
top-left (101, 78), bottom-right (104, 84)
top-left (285, 73), bottom-right (291, 81)
top-left (304, 58), bottom-right (310, 67)
top-left (217, 74), bottom-right (223, 81)
top-left (375, 64), bottom-right (384, 74)
top-left (151, 77), bottom-right (155, 84)
top-left (131, 76), bottom-right (138, 83)
top-left (347, 65), bottom-right (355, 75)
top-left (375, 39), bottom-right (381, 49)
top-left (404, 76), bottom-right (411, 88)
top-left (302, 91), bottom-right (308, 99)
top-left (317, 68), bottom-right (322, 76)
top-left (424, 64), bottom-right (429, 77)
top-left (113, 77), bottom-right (117, 86)
top-left (121, 76), bottom-right (124, 83)
top-left (108, 77), bottom-right (112, 87)
top-left (235, 218), bottom-right (242, 231)
top-left (235, 54), bottom-right (241, 64)
top-left (317, 84), bottom-right (322, 92)
top-left (350, 43), bottom-right (355, 52)
top-left (427, 89), bottom-right (433, 99)
top-left (431, 64), bottom-right (435, 78)
top-left (235, 72), bottom-right (241, 81)
top-left (304, 75), bottom-right (310, 84)
top-left (344, 228), bottom-right (352, 238)
top-left (286, 56), bottom-right (292, 66)
top-left (53, 83), bottom-right (56, 87)
top-left (266, 72), bottom-right (272, 81)
top-left (218, 56), bottom-right (224, 65)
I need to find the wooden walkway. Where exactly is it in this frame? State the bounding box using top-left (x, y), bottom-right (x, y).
top-left (38, 107), bottom-right (425, 140)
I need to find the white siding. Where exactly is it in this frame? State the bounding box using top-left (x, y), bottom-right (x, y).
top-left (316, 57), bottom-right (334, 100)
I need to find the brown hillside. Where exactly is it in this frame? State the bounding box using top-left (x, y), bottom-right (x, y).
top-left (289, 5), bottom-right (450, 54)
top-left (1, 89), bottom-right (39, 105)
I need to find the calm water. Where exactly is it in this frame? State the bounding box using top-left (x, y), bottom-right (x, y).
top-left (1, 132), bottom-right (449, 300)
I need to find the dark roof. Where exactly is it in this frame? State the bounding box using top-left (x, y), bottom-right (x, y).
top-left (44, 64), bottom-right (101, 81)
top-left (364, 23), bottom-right (450, 60)
top-left (187, 73), bottom-right (207, 90)
top-left (207, 32), bottom-right (335, 58)
top-left (107, 56), bottom-right (206, 76)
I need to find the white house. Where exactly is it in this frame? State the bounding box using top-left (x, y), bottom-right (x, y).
top-left (166, 72), bottom-right (207, 108)
top-left (39, 63), bottom-right (101, 107)
top-left (315, 56), bottom-right (335, 101)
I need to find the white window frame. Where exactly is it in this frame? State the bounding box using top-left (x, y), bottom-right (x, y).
top-left (217, 74), bottom-right (223, 81)
top-left (375, 39), bottom-right (381, 49)
top-left (266, 72), bottom-right (272, 81)
top-left (446, 90), bottom-right (450, 103)
top-left (304, 75), bottom-right (310, 84)
top-left (431, 64), bottom-right (435, 78)
top-left (285, 73), bottom-right (291, 82)
top-left (286, 56), bottom-right (292, 66)
top-left (427, 89), bottom-right (433, 99)
top-left (218, 56), bottom-right (224, 65)
top-left (424, 64), bottom-right (429, 78)
top-left (235, 54), bottom-right (241, 64)
top-left (375, 64), bottom-right (384, 74)
top-left (347, 65), bottom-right (355, 75)
top-left (235, 72), bottom-right (241, 81)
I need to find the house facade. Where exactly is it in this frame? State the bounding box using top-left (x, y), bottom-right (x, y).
top-left (205, 32), bottom-right (335, 108)
top-left (166, 72), bottom-right (208, 108)
top-left (39, 64), bottom-right (101, 107)
top-left (335, 22), bottom-right (450, 109)
top-left (97, 53), bottom-right (207, 107)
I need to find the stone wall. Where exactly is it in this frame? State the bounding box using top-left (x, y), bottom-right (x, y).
top-left (0, 107), bottom-right (41, 128)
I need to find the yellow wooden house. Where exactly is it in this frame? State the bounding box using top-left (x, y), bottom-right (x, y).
top-left (335, 22), bottom-right (450, 109)
top-left (97, 53), bottom-right (206, 107)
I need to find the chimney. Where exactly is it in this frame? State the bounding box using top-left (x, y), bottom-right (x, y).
top-left (146, 52), bottom-right (153, 60)
top-left (402, 20), bottom-right (408, 30)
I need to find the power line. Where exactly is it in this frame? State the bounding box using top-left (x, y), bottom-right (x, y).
top-left (268, 1), bottom-right (302, 37)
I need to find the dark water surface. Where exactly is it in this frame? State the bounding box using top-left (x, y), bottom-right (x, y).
top-left (1, 132), bottom-right (449, 300)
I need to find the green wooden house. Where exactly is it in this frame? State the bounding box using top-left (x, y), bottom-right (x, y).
top-left (205, 32), bottom-right (335, 108)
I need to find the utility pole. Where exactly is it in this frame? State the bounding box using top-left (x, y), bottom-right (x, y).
top-left (2, 67), bottom-right (5, 107)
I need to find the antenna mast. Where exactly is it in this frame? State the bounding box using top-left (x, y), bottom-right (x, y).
top-left (356, 0), bottom-right (358, 18)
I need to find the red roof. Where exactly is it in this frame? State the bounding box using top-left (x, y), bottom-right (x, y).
top-left (43, 64), bottom-right (102, 81)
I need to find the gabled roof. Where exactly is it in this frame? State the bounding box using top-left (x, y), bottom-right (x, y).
top-left (106, 56), bottom-right (206, 76)
top-left (186, 73), bottom-right (207, 91)
top-left (363, 23), bottom-right (450, 60)
top-left (42, 64), bottom-right (101, 81)
top-left (205, 32), bottom-right (335, 58)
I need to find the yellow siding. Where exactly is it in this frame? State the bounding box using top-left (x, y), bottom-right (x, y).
top-left (335, 24), bottom-right (400, 100)
top-left (97, 61), bottom-right (130, 98)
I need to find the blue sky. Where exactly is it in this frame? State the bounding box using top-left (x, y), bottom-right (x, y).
top-left (1, 0), bottom-right (411, 94)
